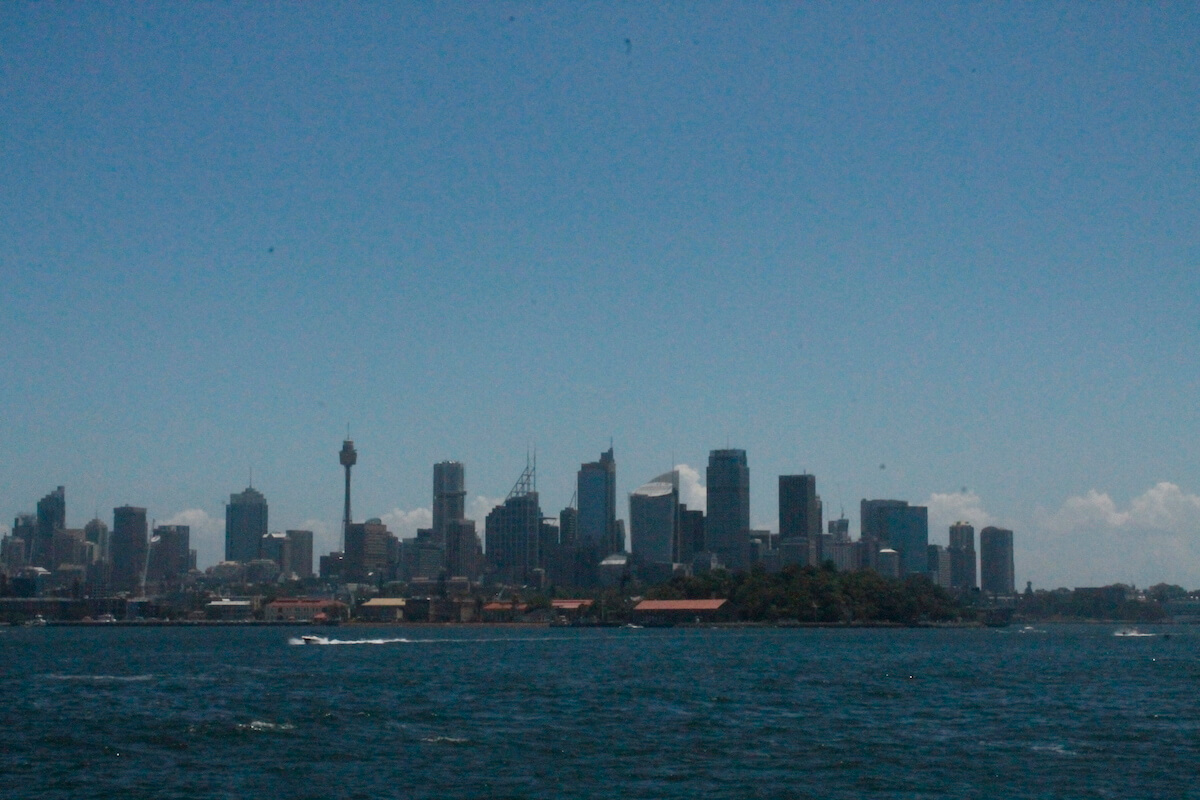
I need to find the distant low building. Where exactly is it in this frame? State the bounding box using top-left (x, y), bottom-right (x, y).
top-left (632, 598), bottom-right (730, 625)
top-left (264, 597), bottom-right (347, 622)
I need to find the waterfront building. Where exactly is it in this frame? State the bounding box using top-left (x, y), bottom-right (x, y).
top-left (877, 548), bottom-right (901, 579)
top-left (828, 517), bottom-right (850, 543)
top-left (980, 526), bottom-right (1015, 595)
top-left (706, 449), bottom-right (750, 572)
top-left (630, 471), bottom-right (680, 567)
top-left (110, 506), bottom-right (148, 595)
top-left (225, 486), bottom-right (268, 563)
top-left (948, 522), bottom-right (977, 590)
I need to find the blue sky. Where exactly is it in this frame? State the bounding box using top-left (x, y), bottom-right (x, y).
top-left (2, 3), bottom-right (1198, 587)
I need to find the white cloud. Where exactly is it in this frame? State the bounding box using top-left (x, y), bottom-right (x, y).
top-left (675, 464), bottom-right (706, 513)
top-left (1028, 482), bottom-right (1200, 589)
top-left (379, 507), bottom-right (433, 540)
top-left (299, 518), bottom-right (337, 561)
top-left (925, 491), bottom-right (998, 543)
top-left (468, 495), bottom-right (506, 524)
top-left (162, 509), bottom-right (225, 570)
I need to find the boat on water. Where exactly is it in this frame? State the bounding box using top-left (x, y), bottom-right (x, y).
top-left (1113, 628), bottom-right (1156, 637)
top-left (23, 615), bottom-right (47, 627)
top-left (300, 635), bottom-right (324, 645)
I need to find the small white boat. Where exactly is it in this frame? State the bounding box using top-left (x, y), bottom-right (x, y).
top-left (300, 635), bottom-right (324, 645)
top-left (24, 615), bottom-right (47, 627)
top-left (1113, 628), bottom-right (1156, 637)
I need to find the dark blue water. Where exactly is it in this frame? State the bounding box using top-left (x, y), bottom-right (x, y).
top-left (2, 624), bottom-right (1197, 799)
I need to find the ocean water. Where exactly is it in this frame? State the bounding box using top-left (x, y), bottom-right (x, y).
top-left (2, 624), bottom-right (1197, 799)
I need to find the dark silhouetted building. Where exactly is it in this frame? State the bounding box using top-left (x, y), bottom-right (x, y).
top-left (577, 447), bottom-right (620, 557)
top-left (980, 526), bottom-right (1015, 595)
top-left (444, 519), bottom-right (481, 579)
top-left (779, 474), bottom-right (822, 541)
top-left (284, 529), bottom-right (314, 578)
top-left (147, 525), bottom-right (191, 586)
top-left (225, 487), bottom-right (268, 563)
top-left (110, 506), bottom-right (148, 594)
top-left (630, 471), bottom-right (680, 567)
top-left (433, 461), bottom-right (466, 542)
top-left (706, 449), bottom-right (750, 571)
top-left (949, 522), bottom-right (977, 590)
top-left (878, 503), bottom-right (928, 577)
top-left (485, 460), bottom-right (544, 585)
top-left (344, 518), bottom-right (394, 582)
top-left (34, 486), bottom-right (66, 569)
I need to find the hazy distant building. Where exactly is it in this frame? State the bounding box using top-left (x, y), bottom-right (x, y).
top-left (225, 486), bottom-right (268, 563)
top-left (678, 506), bottom-right (705, 563)
top-left (261, 530), bottom-right (313, 578)
top-left (558, 506), bottom-right (578, 549)
top-left (577, 448), bottom-right (620, 556)
top-left (283, 529), bottom-right (314, 578)
top-left (630, 471), bottom-right (680, 567)
top-left (877, 548), bottom-right (900, 579)
top-left (10, 513), bottom-right (36, 566)
top-left (147, 525), bottom-right (191, 586)
top-left (33, 486), bottom-right (66, 569)
top-left (110, 506), bottom-right (148, 595)
top-left (779, 474), bottom-right (822, 541)
top-left (927, 544), bottom-right (952, 588)
top-left (84, 517), bottom-right (109, 563)
top-left (980, 526), bottom-right (1015, 595)
top-left (444, 519), bottom-right (481, 580)
top-left (706, 449), bottom-right (750, 572)
top-left (828, 517), bottom-right (850, 543)
top-left (486, 494), bottom-right (545, 585)
top-left (878, 503), bottom-right (928, 577)
top-left (948, 522), bottom-right (977, 590)
top-left (433, 461), bottom-right (466, 542)
top-left (344, 518), bottom-right (394, 582)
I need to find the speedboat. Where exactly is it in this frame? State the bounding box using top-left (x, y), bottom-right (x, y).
top-left (300, 635), bottom-right (324, 645)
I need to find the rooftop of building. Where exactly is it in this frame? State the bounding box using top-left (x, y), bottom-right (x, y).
top-left (633, 599), bottom-right (727, 612)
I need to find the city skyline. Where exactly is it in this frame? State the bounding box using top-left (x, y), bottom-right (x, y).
top-left (2, 5), bottom-right (1198, 588)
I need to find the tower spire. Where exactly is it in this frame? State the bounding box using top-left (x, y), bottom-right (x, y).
top-left (339, 437), bottom-right (358, 552)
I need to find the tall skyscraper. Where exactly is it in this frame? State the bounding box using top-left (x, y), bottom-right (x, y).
top-left (34, 486), bottom-right (66, 569)
top-left (225, 486), bottom-right (268, 563)
top-left (948, 522), bottom-right (977, 590)
top-left (344, 518), bottom-right (394, 582)
top-left (577, 447), bottom-right (619, 556)
top-left (339, 439), bottom-right (357, 551)
top-left (859, 498), bottom-right (910, 571)
top-left (980, 526), bottom-right (1015, 595)
top-left (485, 458), bottom-right (544, 585)
top-left (147, 525), bottom-right (191, 586)
top-left (706, 449), bottom-right (750, 572)
top-left (433, 461), bottom-right (466, 543)
top-left (878, 503), bottom-right (929, 577)
top-left (284, 529), bottom-right (314, 578)
top-left (444, 519), bottom-right (481, 580)
top-left (110, 506), bottom-right (148, 594)
top-left (84, 517), bottom-right (109, 563)
top-left (630, 471), bottom-right (680, 566)
top-left (779, 474), bottom-right (821, 541)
